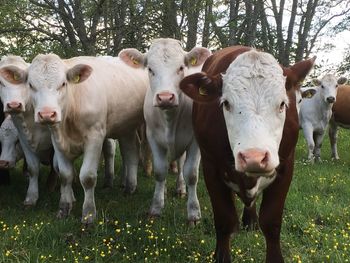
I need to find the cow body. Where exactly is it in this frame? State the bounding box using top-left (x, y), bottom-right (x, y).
top-left (329, 84), bottom-right (350, 159)
top-left (180, 46), bottom-right (315, 262)
top-left (299, 74), bottom-right (347, 162)
top-left (119, 38), bottom-right (211, 223)
top-left (25, 54), bottom-right (147, 223)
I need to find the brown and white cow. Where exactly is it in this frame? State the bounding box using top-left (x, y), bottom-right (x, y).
top-left (329, 84), bottom-right (350, 159)
top-left (180, 46), bottom-right (315, 262)
top-left (119, 38), bottom-right (211, 223)
top-left (24, 54), bottom-right (148, 223)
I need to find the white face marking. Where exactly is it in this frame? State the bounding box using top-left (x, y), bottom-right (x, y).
top-left (0, 116), bottom-right (19, 167)
top-left (28, 54), bottom-right (67, 123)
top-left (146, 39), bottom-right (187, 107)
top-left (0, 56), bottom-right (29, 112)
top-left (221, 50), bottom-right (288, 176)
top-left (316, 74), bottom-right (338, 104)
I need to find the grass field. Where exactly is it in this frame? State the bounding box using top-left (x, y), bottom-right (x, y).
top-left (1, 128), bottom-right (350, 262)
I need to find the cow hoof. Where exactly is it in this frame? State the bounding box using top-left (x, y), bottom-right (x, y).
top-left (23, 199), bottom-right (37, 208)
top-left (57, 203), bottom-right (72, 219)
top-left (188, 219), bottom-right (200, 227)
top-left (176, 191), bottom-right (187, 198)
top-left (123, 186), bottom-right (136, 195)
top-left (81, 214), bottom-right (95, 225)
top-left (147, 212), bottom-right (160, 221)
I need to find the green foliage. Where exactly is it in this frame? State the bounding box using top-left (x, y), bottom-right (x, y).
top-left (1, 130), bottom-right (350, 262)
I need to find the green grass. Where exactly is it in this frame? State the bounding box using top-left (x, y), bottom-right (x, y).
top-left (1, 129), bottom-right (350, 262)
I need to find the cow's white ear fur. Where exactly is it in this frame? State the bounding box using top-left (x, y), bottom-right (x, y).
top-left (185, 47), bottom-right (211, 68)
top-left (67, 64), bottom-right (92, 84)
top-left (312, 78), bottom-right (321, 86)
top-left (118, 48), bottom-right (145, 69)
top-left (337, 77), bottom-right (347, 85)
top-left (0, 65), bottom-right (27, 85)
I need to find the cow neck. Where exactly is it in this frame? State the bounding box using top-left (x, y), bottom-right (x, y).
top-left (10, 107), bottom-right (35, 151)
top-left (48, 121), bottom-right (82, 158)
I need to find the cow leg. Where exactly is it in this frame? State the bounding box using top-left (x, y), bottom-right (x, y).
top-left (203, 158), bottom-right (238, 263)
top-left (183, 143), bottom-right (201, 225)
top-left (242, 204), bottom-right (259, 230)
top-left (119, 132), bottom-right (139, 194)
top-left (259, 158), bottom-right (294, 263)
top-left (80, 138), bottom-right (104, 224)
top-left (313, 132), bottom-right (325, 162)
top-left (175, 153), bottom-right (186, 198)
top-left (54, 150), bottom-right (76, 219)
top-left (102, 138), bottom-right (116, 188)
top-left (148, 139), bottom-right (168, 217)
top-left (329, 119), bottom-right (339, 160)
top-left (22, 150), bottom-right (40, 207)
top-left (302, 125), bottom-right (315, 161)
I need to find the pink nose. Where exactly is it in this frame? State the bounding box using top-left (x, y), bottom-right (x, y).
top-left (0, 160), bottom-right (10, 169)
top-left (38, 111), bottom-right (57, 123)
top-left (7, 101), bottom-right (23, 112)
top-left (156, 92), bottom-right (176, 108)
top-left (237, 149), bottom-right (270, 173)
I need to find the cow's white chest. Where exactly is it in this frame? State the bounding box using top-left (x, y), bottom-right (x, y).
top-left (246, 175), bottom-right (276, 198)
top-left (224, 174), bottom-right (276, 207)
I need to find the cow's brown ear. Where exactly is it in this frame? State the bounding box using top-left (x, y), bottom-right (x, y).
top-left (301, 88), bottom-right (316, 98)
top-left (118, 48), bottom-right (146, 69)
top-left (0, 65), bottom-right (27, 85)
top-left (284, 56), bottom-right (316, 90)
top-left (180, 72), bottom-right (222, 103)
top-left (67, 64), bottom-right (92, 84)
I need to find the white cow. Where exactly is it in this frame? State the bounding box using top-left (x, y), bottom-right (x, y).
top-left (0, 55), bottom-right (61, 200)
top-left (24, 54), bottom-right (148, 223)
top-left (299, 74), bottom-right (347, 162)
top-left (119, 38), bottom-right (211, 224)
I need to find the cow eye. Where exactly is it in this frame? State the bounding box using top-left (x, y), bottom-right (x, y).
top-left (335, 84), bottom-right (338, 88)
top-left (321, 85), bottom-right (324, 89)
top-left (222, 100), bottom-right (231, 111)
top-left (178, 66), bottom-right (184, 73)
top-left (148, 67), bottom-right (154, 76)
top-left (279, 101), bottom-right (286, 112)
top-left (58, 82), bottom-right (66, 90)
top-left (29, 83), bottom-right (36, 91)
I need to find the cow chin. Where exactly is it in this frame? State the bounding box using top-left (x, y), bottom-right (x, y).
top-left (246, 169), bottom-right (277, 178)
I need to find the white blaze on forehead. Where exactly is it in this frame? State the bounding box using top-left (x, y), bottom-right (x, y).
top-left (221, 50), bottom-right (288, 175)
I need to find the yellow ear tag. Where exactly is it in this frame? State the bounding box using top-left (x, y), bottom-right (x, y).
top-left (132, 58), bottom-right (139, 65)
top-left (13, 72), bottom-right (20, 81)
top-left (199, 86), bottom-right (207, 96)
top-left (190, 57), bottom-right (197, 66)
top-left (305, 91), bottom-right (313, 98)
top-left (73, 74), bottom-right (80, 83)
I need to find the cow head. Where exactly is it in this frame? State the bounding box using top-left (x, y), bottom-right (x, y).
top-left (313, 74), bottom-right (347, 104)
top-left (119, 38), bottom-right (211, 109)
top-left (180, 50), bottom-right (315, 178)
top-left (0, 56), bottom-right (29, 113)
top-left (0, 116), bottom-right (20, 169)
top-left (28, 54), bottom-right (92, 124)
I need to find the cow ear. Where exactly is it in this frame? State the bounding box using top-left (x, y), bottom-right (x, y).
top-left (67, 64), bottom-right (92, 84)
top-left (302, 88), bottom-right (316, 98)
top-left (337, 77), bottom-right (347, 85)
top-left (118, 48), bottom-right (146, 69)
top-left (180, 72), bottom-right (222, 103)
top-left (185, 47), bottom-right (212, 68)
top-left (0, 65), bottom-right (27, 84)
top-left (284, 56), bottom-right (316, 90)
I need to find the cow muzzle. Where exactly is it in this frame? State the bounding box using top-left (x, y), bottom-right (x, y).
top-left (0, 160), bottom-right (10, 169)
top-left (236, 148), bottom-right (276, 177)
top-left (155, 91), bottom-right (178, 108)
top-left (6, 101), bottom-right (24, 113)
top-left (326, 96), bottom-right (335, 103)
top-left (38, 109), bottom-right (58, 124)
